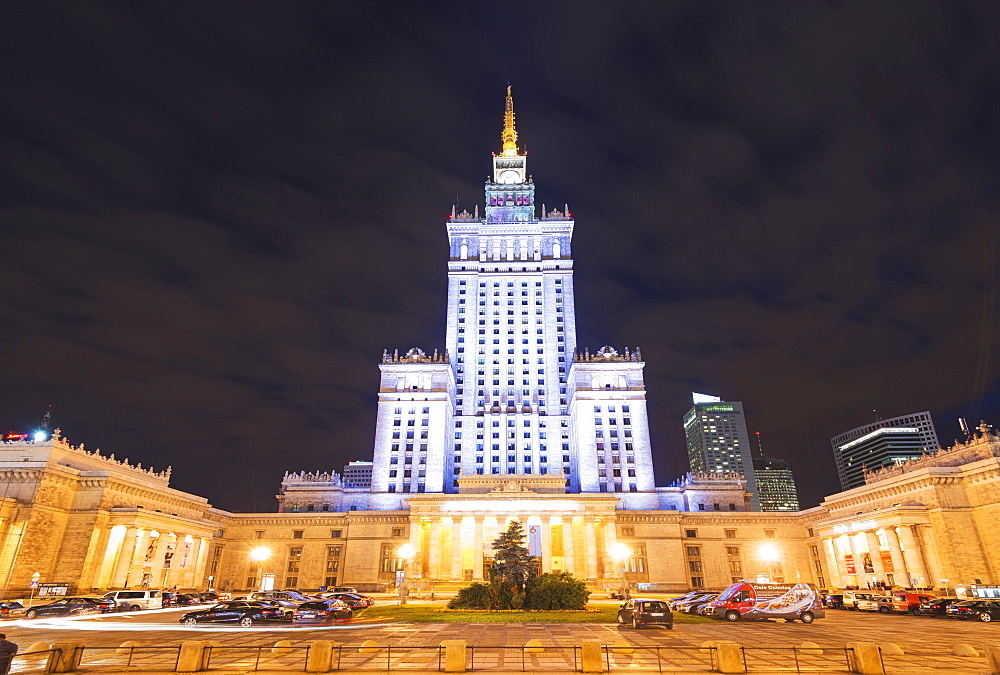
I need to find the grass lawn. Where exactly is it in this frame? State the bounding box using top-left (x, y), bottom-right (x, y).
top-left (357, 604), bottom-right (716, 624)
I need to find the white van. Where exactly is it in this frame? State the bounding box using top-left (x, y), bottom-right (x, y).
top-left (102, 590), bottom-right (163, 611)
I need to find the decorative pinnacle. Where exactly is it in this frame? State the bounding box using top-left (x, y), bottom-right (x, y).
top-left (501, 85), bottom-right (518, 157)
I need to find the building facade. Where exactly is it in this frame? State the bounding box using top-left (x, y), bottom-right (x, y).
top-left (1, 90), bottom-right (998, 599)
top-left (683, 393), bottom-right (760, 509)
top-left (807, 424), bottom-right (1000, 590)
top-left (831, 411), bottom-right (940, 490)
top-left (752, 457), bottom-right (800, 512)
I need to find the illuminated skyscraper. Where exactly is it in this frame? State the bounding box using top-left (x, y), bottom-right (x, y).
top-left (831, 411), bottom-right (939, 490)
top-left (367, 88), bottom-right (656, 508)
top-left (683, 393), bottom-right (760, 510)
top-left (752, 456), bottom-right (800, 511)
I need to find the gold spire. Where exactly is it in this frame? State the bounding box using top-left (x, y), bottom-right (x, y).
top-left (501, 85), bottom-right (518, 156)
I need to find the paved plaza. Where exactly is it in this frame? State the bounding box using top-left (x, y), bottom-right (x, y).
top-left (2, 604), bottom-right (1000, 673)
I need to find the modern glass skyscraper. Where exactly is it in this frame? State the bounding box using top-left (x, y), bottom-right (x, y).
top-left (683, 393), bottom-right (760, 510)
top-left (831, 411), bottom-right (939, 490)
top-left (752, 456), bottom-right (800, 511)
top-left (367, 88), bottom-right (656, 509)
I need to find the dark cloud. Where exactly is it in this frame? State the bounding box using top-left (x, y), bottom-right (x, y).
top-left (0, 1), bottom-right (998, 510)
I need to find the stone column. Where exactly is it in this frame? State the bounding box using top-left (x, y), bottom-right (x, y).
top-left (148, 533), bottom-right (172, 589)
top-left (863, 530), bottom-right (885, 579)
top-left (882, 528), bottom-right (907, 585)
top-left (822, 538), bottom-right (843, 588)
top-left (540, 519), bottom-right (552, 573)
top-left (915, 524), bottom-right (945, 588)
top-left (585, 519), bottom-right (598, 579)
top-left (473, 518), bottom-right (484, 580)
top-left (603, 520), bottom-right (619, 580)
top-left (428, 519), bottom-right (441, 579)
top-left (89, 526), bottom-right (119, 589)
top-left (193, 537), bottom-right (211, 588)
top-left (451, 519), bottom-right (463, 580)
top-left (408, 522), bottom-right (423, 578)
top-left (897, 525), bottom-right (928, 587)
top-left (110, 526), bottom-right (141, 588)
top-left (563, 518), bottom-right (575, 575)
top-left (840, 534), bottom-right (857, 584)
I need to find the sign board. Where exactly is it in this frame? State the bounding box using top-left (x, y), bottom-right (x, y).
top-left (845, 554), bottom-right (856, 575)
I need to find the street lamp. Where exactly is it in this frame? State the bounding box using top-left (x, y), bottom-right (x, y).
top-left (609, 543), bottom-right (631, 600)
top-left (759, 544), bottom-right (779, 583)
top-left (397, 543), bottom-right (416, 606)
top-left (249, 546), bottom-right (270, 591)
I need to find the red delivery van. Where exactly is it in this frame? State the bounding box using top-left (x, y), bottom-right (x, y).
top-left (707, 581), bottom-right (825, 623)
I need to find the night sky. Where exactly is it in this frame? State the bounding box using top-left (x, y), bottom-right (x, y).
top-left (2, 2), bottom-right (999, 512)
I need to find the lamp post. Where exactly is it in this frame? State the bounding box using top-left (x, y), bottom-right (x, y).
top-left (397, 543), bottom-right (416, 606)
top-left (609, 543), bottom-right (631, 600)
top-left (759, 544), bottom-right (779, 583)
top-left (249, 547), bottom-right (270, 591)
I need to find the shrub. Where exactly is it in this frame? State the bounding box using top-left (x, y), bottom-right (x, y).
top-left (448, 579), bottom-right (515, 610)
top-left (522, 572), bottom-right (590, 610)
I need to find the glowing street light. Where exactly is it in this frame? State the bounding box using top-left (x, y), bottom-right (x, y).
top-left (33, 431), bottom-right (46, 442)
top-left (249, 547), bottom-right (270, 590)
top-left (759, 544), bottom-right (780, 583)
top-left (609, 543), bottom-right (631, 600)
top-left (397, 543), bottom-right (416, 606)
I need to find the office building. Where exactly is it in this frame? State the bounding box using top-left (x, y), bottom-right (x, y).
top-left (831, 411), bottom-right (939, 490)
top-left (752, 456), bottom-right (800, 511)
top-left (342, 461), bottom-right (373, 489)
top-left (683, 393), bottom-right (760, 510)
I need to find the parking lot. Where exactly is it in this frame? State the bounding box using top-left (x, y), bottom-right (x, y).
top-left (2, 601), bottom-right (999, 671)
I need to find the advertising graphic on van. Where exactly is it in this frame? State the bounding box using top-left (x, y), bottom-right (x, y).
top-left (708, 581), bottom-right (825, 622)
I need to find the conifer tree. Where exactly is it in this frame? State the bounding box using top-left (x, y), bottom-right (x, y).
top-left (490, 520), bottom-right (537, 591)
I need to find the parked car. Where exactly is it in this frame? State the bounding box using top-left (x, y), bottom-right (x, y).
top-left (329, 587), bottom-right (358, 594)
top-left (891, 592), bottom-right (935, 615)
top-left (667, 592), bottom-right (702, 610)
top-left (257, 598), bottom-right (300, 620)
top-left (172, 594), bottom-right (201, 606)
top-left (919, 597), bottom-right (960, 616)
top-left (842, 590), bottom-right (875, 610)
top-left (179, 601), bottom-right (290, 627)
top-left (101, 590), bottom-right (163, 611)
top-left (616, 599), bottom-right (673, 629)
top-left (248, 590), bottom-right (315, 604)
top-left (964, 600), bottom-right (1000, 623)
top-left (707, 581), bottom-right (825, 623)
top-left (823, 594), bottom-right (845, 610)
top-left (0, 602), bottom-right (25, 619)
top-left (325, 592), bottom-right (373, 610)
top-left (687, 594), bottom-right (719, 615)
top-left (856, 596), bottom-right (894, 613)
top-left (673, 593), bottom-right (715, 613)
top-left (25, 597), bottom-right (112, 619)
top-left (292, 599), bottom-right (353, 625)
top-left (946, 600), bottom-right (996, 620)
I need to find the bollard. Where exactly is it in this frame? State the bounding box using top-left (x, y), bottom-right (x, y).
top-left (846, 642), bottom-right (883, 675)
top-left (306, 640), bottom-right (337, 673)
top-left (359, 640), bottom-right (380, 654)
top-left (525, 639), bottom-right (544, 654)
top-left (116, 641), bottom-right (141, 656)
top-left (580, 641), bottom-right (603, 674)
top-left (711, 642), bottom-right (745, 674)
top-left (880, 643), bottom-right (903, 656)
top-left (176, 641), bottom-right (211, 673)
top-left (952, 643), bottom-right (979, 657)
top-left (441, 639), bottom-right (466, 673)
top-left (45, 643), bottom-right (84, 674)
top-left (799, 641), bottom-right (823, 656)
top-left (272, 640), bottom-right (293, 655)
top-left (984, 645), bottom-right (1000, 674)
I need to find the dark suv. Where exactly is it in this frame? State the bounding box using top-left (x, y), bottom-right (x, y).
top-left (616, 599), bottom-right (673, 629)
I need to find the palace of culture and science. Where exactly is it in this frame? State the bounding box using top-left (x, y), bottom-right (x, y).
top-left (0, 90), bottom-right (998, 597)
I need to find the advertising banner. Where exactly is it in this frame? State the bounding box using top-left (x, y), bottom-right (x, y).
top-left (845, 554), bottom-right (856, 575)
top-left (862, 552), bottom-right (874, 574)
top-left (880, 551), bottom-right (894, 572)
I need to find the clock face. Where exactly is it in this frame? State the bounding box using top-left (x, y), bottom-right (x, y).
top-left (500, 170), bottom-right (520, 184)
